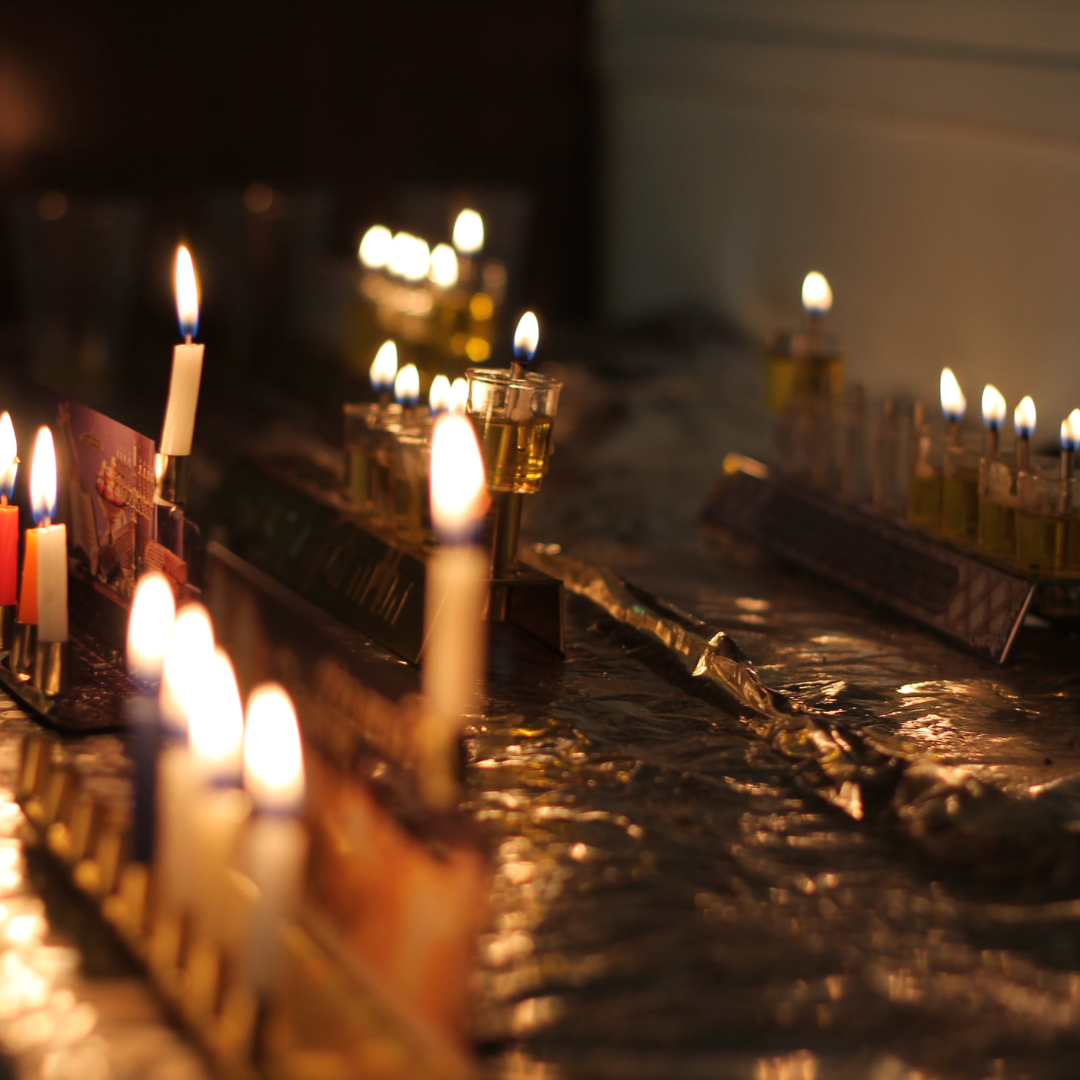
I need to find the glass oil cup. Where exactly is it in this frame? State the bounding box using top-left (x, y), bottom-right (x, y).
top-left (941, 437), bottom-right (981, 547)
top-left (1016, 463), bottom-right (1080, 575)
top-left (907, 425), bottom-right (943, 533)
top-left (393, 425), bottom-right (433, 548)
top-left (466, 369), bottom-right (562, 495)
top-left (343, 403), bottom-right (381, 511)
top-left (367, 405), bottom-right (403, 525)
top-left (976, 451), bottom-right (1017, 562)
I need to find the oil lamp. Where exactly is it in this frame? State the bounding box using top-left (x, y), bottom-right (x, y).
top-left (344, 340), bottom-right (400, 511)
top-left (981, 384), bottom-right (1006, 457)
top-left (976, 385), bottom-right (1016, 561)
top-left (1014, 395), bottom-right (1036, 471)
top-left (358, 225), bottom-right (392, 270)
top-left (1017, 409), bottom-right (1080, 573)
top-left (940, 370), bottom-right (978, 547)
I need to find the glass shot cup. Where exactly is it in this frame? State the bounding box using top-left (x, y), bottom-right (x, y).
top-left (941, 435), bottom-right (981, 547)
top-left (465, 368), bottom-right (562, 494)
top-left (392, 429), bottom-right (432, 548)
top-left (1016, 460), bottom-right (1080, 574)
top-left (343, 402), bottom-right (380, 510)
top-left (976, 451), bottom-right (1017, 562)
top-left (367, 404), bottom-right (404, 525)
top-left (907, 425), bottom-right (944, 533)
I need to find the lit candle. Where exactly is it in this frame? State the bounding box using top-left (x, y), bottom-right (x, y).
top-left (422, 413), bottom-right (489, 807)
top-left (188, 649), bottom-right (249, 944)
top-left (940, 367), bottom-right (967, 445)
top-left (981, 384), bottom-right (1006, 458)
top-left (511, 311), bottom-right (539, 381)
top-left (449, 377), bottom-right (469, 414)
top-left (159, 246), bottom-right (205, 457)
top-left (387, 232), bottom-right (430, 283)
top-left (126, 572), bottom-right (176, 863)
top-left (156, 603), bottom-right (215, 912)
top-left (1014, 395), bottom-right (1036, 472)
top-left (428, 243), bottom-right (459, 289)
top-left (1059, 408), bottom-right (1080, 482)
top-left (29, 429), bottom-right (66, 644)
top-left (369, 340), bottom-right (398, 408)
top-left (358, 225), bottom-right (392, 270)
top-left (0, 415), bottom-right (18, 608)
top-left (395, 363), bottom-right (420, 420)
top-left (241, 683), bottom-right (307, 994)
top-left (801, 271), bottom-right (833, 323)
top-left (452, 209), bottom-right (484, 256)
top-left (429, 374), bottom-right (452, 415)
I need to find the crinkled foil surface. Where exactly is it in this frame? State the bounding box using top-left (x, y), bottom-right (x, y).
top-left (471, 350), bottom-right (1080, 1080)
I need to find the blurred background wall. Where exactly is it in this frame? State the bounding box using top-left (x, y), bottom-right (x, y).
top-left (599, 0), bottom-right (1080, 410)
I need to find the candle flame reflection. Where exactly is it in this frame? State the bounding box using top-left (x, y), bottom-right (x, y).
top-left (28, 428), bottom-right (56, 526)
top-left (243, 683), bottom-right (305, 814)
top-left (939, 368), bottom-right (966, 423)
top-left (370, 340), bottom-right (398, 394)
top-left (429, 374), bottom-right (452, 413)
top-left (981, 384), bottom-right (1006, 429)
top-left (1060, 408), bottom-right (1080, 451)
top-left (801, 271), bottom-right (832, 314)
top-left (0, 414), bottom-right (17, 501)
top-left (394, 363), bottom-right (420, 408)
top-left (175, 246), bottom-right (199, 340)
top-left (452, 209), bottom-right (484, 255)
top-left (1014, 395), bottom-right (1037, 438)
top-left (513, 312), bottom-right (540, 363)
top-left (189, 649), bottom-right (245, 784)
top-left (359, 225), bottom-right (392, 269)
top-left (430, 413), bottom-right (488, 543)
top-left (127, 572), bottom-right (176, 683)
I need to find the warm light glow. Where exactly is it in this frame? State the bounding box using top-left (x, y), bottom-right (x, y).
top-left (175, 245), bottom-right (199, 339)
top-left (430, 413), bottom-right (488, 543)
top-left (387, 232), bottom-right (430, 282)
top-left (159, 604), bottom-right (216, 733)
top-left (428, 243), bottom-right (459, 288)
top-left (154, 453), bottom-right (166, 483)
top-left (981, 384), bottom-right (1006, 429)
top-left (429, 374), bottom-right (452, 413)
top-left (801, 271), bottom-right (832, 315)
top-left (369, 340), bottom-right (398, 394)
top-left (127, 572), bottom-right (176, 683)
top-left (0, 414), bottom-right (17, 501)
top-left (939, 367), bottom-right (966, 423)
top-left (29, 427), bottom-right (56, 526)
top-left (465, 337), bottom-right (491, 363)
top-left (188, 649), bottom-right (245, 784)
top-left (449, 377), bottom-right (469, 413)
top-left (359, 225), bottom-right (392, 269)
top-left (513, 312), bottom-right (540, 363)
top-left (1061, 408), bottom-right (1080, 451)
top-left (243, 683), bottom-right (305, 814)
top-left (1014, 395), bottom-right (1037, 438)
top-left (394, 363), bottom-right (420, 407)
top-left (452, 209), bottom-right (484, 255)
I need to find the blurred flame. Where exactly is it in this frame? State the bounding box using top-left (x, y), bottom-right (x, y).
top-left (513, 311), bottom-right (540, 362)
top-left (29, 427), bottom-right (55, 525)
top-left (243, 683), bottom-right (305, 813)
top-left (801, 271), bottom-right (832, 315)
top-left (1061, 408), bottom-right (1080, 451)
top-left (428, 374), bottom-right (452, 413)
top-left (175, 246), bottom-right (199, 339)
top-left (359, 225), bottom-right (393, 269)
top-left (939, 368), bottom-right (966, 423)
top-left (0, 413), bottom-right (17, 500)
top-left (430, 413), bottom-right (488, 542)
top-left (394, 363), bottom-right (420, 407)
top-left (429, 243), bottom-right (459, 288)
top-left (127, 572), bottom-right (176, 682)
top-left (388, 232), bottom-right (430, 282)
top-left (159, 604), bottom-right (215, 733)
top-left (1014, 395), bottom-right (1037, 438)
top-left (189, 649), bottom-right (245, 784)
top-left (981, 384), bottom-right (1006, 429)
top-left (452, 209), bottom-right (484, 255)
top-left (369, 340), bottom-right (398, 393)
top-left (154, 453), bottom-right (166, 482)
top-left (449, 377), bottom-right (469, 413)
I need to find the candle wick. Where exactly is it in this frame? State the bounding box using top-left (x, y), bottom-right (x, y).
top-left (185, 333), bottom-right (193, 346)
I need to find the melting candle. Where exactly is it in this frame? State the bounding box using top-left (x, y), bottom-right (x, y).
top-left (1014, 395), bottom-right (1036, 471)
top-left (1059, 408), bottom-right (1080, 481)
top-left (940, 367), bottom-right (967, 444)
top-left (0, 415), bottom-right (18, 608)
top-left (981, 384), bottom-right (1006, 457)
top-left (160, 246), bottom-right (205, 457)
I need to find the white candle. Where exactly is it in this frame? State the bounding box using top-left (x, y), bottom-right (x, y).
top-left (160, 246), bottom-right (205, 457)
top-left (127, 572), bottom-right (176, 686)
top-left (240, 683), bottom-right (306, 994)
top-left (29, 428), bottom-right (67, 643)
top-left (422, 414), bottom-right (489, 798)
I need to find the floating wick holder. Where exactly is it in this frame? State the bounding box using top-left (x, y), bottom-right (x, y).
top-left (156, 454), bottom-right (190, 510)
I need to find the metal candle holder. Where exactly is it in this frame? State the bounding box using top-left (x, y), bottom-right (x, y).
top-left (155, 453), bottom-right (190, 510)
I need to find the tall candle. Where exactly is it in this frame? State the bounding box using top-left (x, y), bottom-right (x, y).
top-left (422, 413), bottom-right (489, 806)
top-left (160, 246), bottom-right (205, 457)
top-left (24, 428), bottom-right (65, 641)
top-left (0, 414), bottom-right (18, 607)
top-left (241, 683), bottom-right (306, 994)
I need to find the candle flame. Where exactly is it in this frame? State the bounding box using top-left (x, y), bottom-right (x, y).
top-left (189, 649), bottom-right (245, 785)
top-left (159, 603), bottom-right (215, 734)
top-left (388, 232), bottom-right (430, 282)
top-left (939, 367), bottom-right (966, 423)
top-left (449, 377), bottom-right (469, 413)
top-left (801, 271), bottom-right (832, 315)
top-left (452, 209), bottom-right (484, 255)
top-left (428, 374), bottom-right (452, 413)
top-left (358, 225), bottom-right (392, 269)
top-left (513, 311), bottom-right (540, 363)
top-left (394, 363), bottom-right (420, 407)
top-left (0, 414), bottom-right (17, 501)
top-left (428, 243), bottom-right (459, 288)
top-left (981, 384), bottom-right (1006, 429)
top-left (127, 572), bottom-right (176, 683)
top-left (175, 245), bottom-right (199, 340)
top-left (430, 413), bottom-right (488, 542)
top-left (369, 340), bottom-right (398, 394)
top-left (1061, 408), bottom-right (1080, 451)
top-left (1014, 395), bottom-right (1036, 438)
top-left (29, 427), bottom-right (56, 526)
top-left (243, 683), bottom-right (305, 813)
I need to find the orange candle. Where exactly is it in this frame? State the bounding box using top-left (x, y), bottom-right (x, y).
top-left (17, 527), bottom-right (37, 625)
